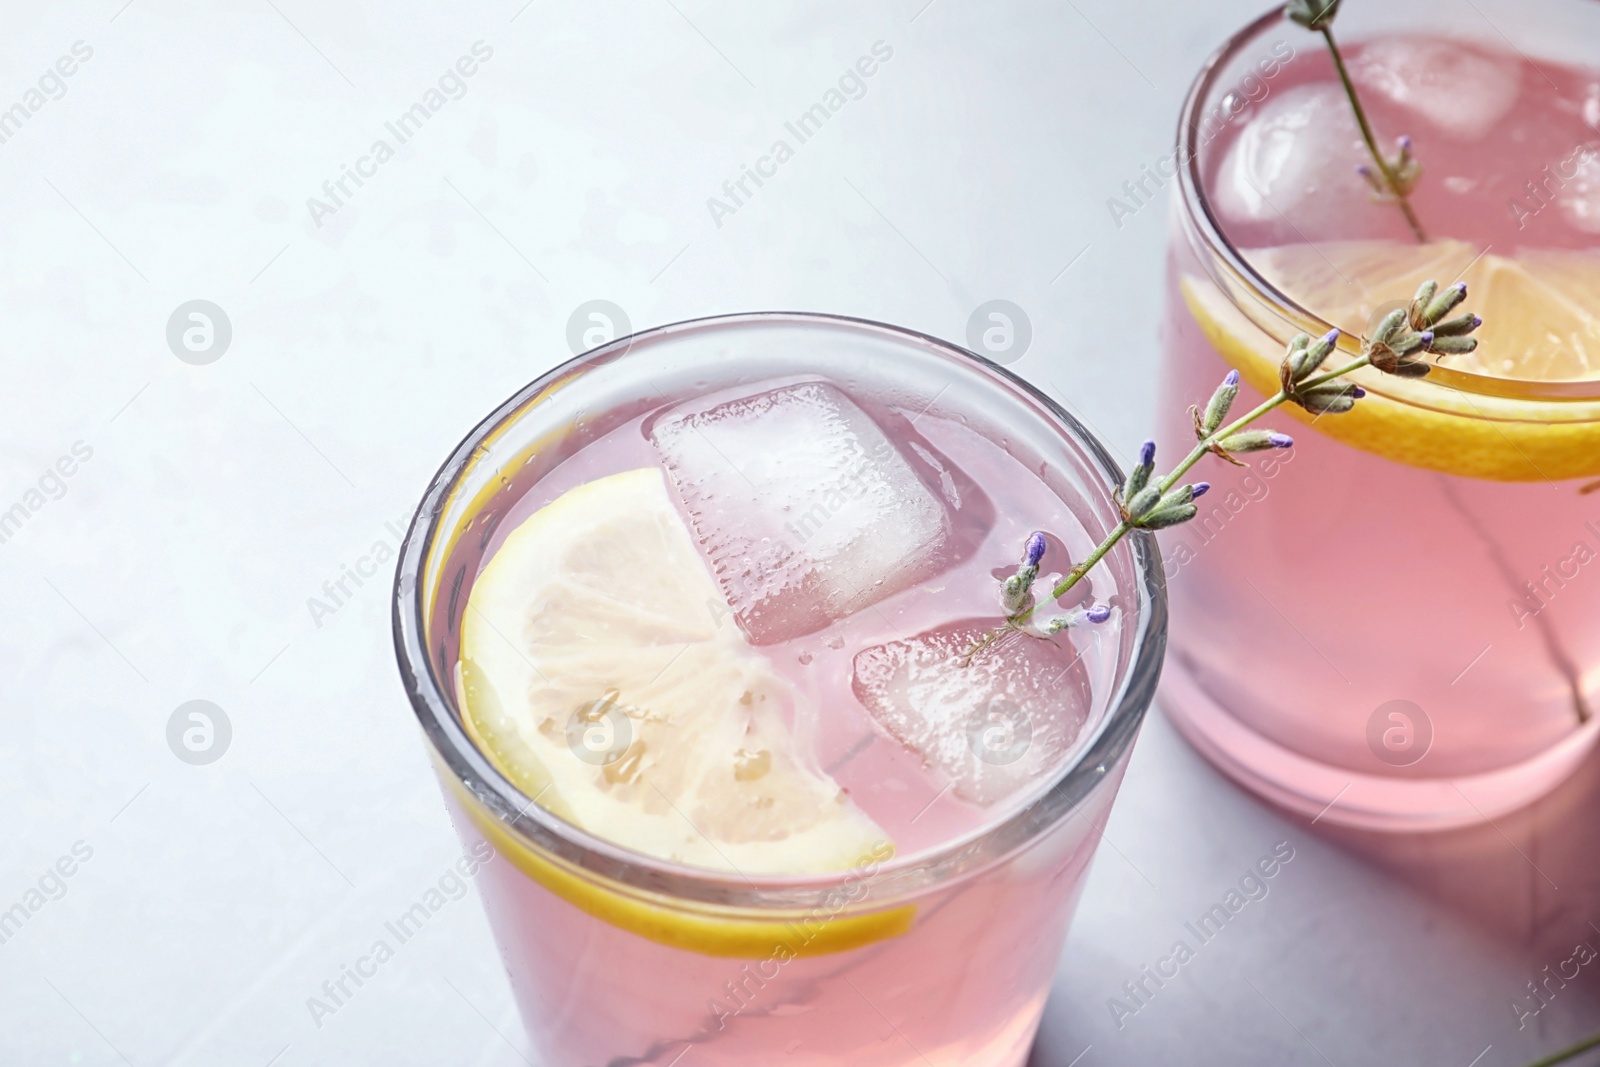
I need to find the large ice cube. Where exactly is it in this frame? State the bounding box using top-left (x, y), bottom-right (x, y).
top-left (1352, 37), bottom-right (1520, 142)
top-left (851, 621), bottom-right (1093, 806)
top-left (650, 381), bottom-right (953, 643)
top-left (1214, 83), bottom-right (1372, 231)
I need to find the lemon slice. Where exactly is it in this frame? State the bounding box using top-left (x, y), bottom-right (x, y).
top-left (1184, 240), bottom-right (1600, 481)
top-left (1251, 239), bottom-right (1600, 380)
top-left (457, 467), bottom-right (909, 957)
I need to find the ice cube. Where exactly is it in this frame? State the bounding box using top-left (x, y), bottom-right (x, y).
top-left (1352, 37), bottom-right (1520, 141)
top-left (650, 381), bottom-right (953, 643)
top-left (1214, 83), bottom-right (1372, 231)
top-left (851, 621), bottom-right (1093, 806)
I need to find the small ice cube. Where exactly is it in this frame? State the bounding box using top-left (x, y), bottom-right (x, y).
top-left (650, 381), bottom-right (953, 643)
top-left (1214, 83), bottom-right (1371, 230)
top-left (1352, 37), bottom-right (1520, 141)
top-left (851, 621), bottom-right (1093, 806)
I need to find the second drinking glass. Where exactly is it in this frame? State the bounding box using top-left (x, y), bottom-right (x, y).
top-left (1159, 1), bottom-right (1600, 830)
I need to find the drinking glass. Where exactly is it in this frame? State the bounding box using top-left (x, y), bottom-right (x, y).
top-left (1159, 2), bottom-right (1600, 830)
top-left (393, 313), bottom-right (1167, 1065)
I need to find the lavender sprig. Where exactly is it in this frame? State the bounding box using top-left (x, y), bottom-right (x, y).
top-left (1285, 0), bottom-right (1429, 242)
top-left (996, 532), bottom-right (1115, 637)
top-left (971, 280), bottom-right (1480, 657)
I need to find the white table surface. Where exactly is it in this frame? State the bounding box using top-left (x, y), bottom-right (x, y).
top-left (3, 1), bottom-right (1596, 1064)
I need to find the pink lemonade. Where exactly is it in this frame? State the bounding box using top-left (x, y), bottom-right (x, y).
top-left (1161, 15), bottom-right (1600, 829)
top-left (395, 316), bottom-right (1165, 1065)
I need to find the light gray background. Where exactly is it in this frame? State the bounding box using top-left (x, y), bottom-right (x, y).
top-left (2, 1), bottom-right (1596, 1065)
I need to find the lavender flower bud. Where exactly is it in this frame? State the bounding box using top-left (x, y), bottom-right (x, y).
top-left (1153, 483), bottom-right (1206, 513)
top-left (1202, 370), bottom-right (1240, 433)
top-left (1125, 484), bottom-right (1162, 519)
top-left (1390, 354), bottom-right (1434, 378)
top-left (1286, 349), bottom-right (1317, 383)
top-left (1408, 280), bottom-right (1437, 328)
top-left (1000, 573), bottom-right (1032, 614)
top-left (1422, 281), bottom-right (1467, 324)
top-left (1219, 429), bottom-right (1293, 454)
top-left (1123, 440), bottom-right (1156, 499)
top-left (1389, 330), bottom-right (1426, 357)
top-left (1312, 328), bottom-right (1341, 359)
top-left (1045, 603), bottom-right (1114, 632)
top-left (1356, 162), bottom-right (1396, 196)
top-left (1426, 335), bottom-right (1478, 355)
top-left (1391, 151), bottom-right (1422, 196)
top-left (1288, 329), bottom-right (1337, 384)
top-left (1372, 307), bottom-right (1408, 346)
top-left (1431, 313), bottom-right (1481, 337)
top-left (1136, 503), bottom-right (1199, 530)
top-left (1024, 531), bottom-right (1047, 568)
top-left (1295, 382), bottom-right (1358, 415)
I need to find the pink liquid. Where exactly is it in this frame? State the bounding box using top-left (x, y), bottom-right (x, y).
top-left (1161, 37), bottom-right (1600, 828)
top-left (451, 375), bottom-right (1127, 1064)
top-left (1211, 36), bottom-right (1600, 251)
top-left (452, 773), bottom-right (1118, 1066)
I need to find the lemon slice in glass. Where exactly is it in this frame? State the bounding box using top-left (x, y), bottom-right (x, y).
top-left (456, 467), bottom-right (908, 957)
top-left (1184, 240), bottom-right (1600, 481)
top-left (1251, 239), bottom-right (1600, 381)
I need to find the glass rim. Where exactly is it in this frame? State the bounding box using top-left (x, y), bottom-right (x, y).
top-left (391, 310), bottom-right (1168, 911)
top-left (1175, 5), bottom-right (1600, 404)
